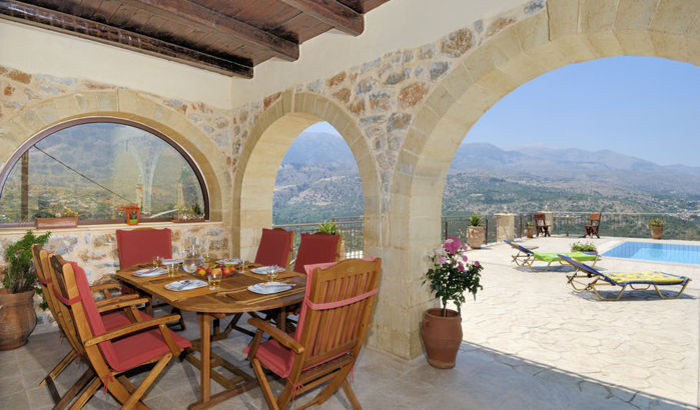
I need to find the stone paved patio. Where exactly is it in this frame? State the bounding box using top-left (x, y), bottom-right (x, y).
top-left (0, 236), bottom-right (698, 409)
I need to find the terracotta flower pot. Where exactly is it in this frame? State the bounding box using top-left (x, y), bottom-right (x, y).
top-left (466, 226), bottom-right (484, 249)
top-left (650, 226), bottom-right (663, 240)
top-left (420, 308), bottom-right (462, 369)
top-left (0, 289), bottom-right (37, 350)
top-left (524, 225), bottom-right (535, 238)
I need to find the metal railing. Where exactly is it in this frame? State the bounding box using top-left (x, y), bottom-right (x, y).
top-left (273, 216), bottom-right (364, 261)
top-left (442, 212), bottom-right (700, 243)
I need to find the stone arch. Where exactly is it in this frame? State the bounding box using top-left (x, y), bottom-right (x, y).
top-left (0, 89), bottom-right (228, 222)
top-left (387, 0), bottom-right (700, 359)
top-left (233, 91), bottom-right (381, 260)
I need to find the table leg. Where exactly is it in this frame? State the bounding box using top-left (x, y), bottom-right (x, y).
top-left (199, 313), bottom-right (212, 404)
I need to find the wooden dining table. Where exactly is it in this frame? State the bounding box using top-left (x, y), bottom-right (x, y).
top-left (116, 264), bottom-right (306, 410)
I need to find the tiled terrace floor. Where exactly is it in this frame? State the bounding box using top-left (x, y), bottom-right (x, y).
top-left (1, 237), bottom-right (698, 409)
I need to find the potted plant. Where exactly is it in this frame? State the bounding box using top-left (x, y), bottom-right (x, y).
top-left (0, 230), bottom-right (51, 350)
top-left (524, 221), bottom-right (535, 238)
top-left (317, 220), bottom-right (345, 258)
top-left (35, 207), bottom-right (78, 229)
top-left (466, 214), bottom-right (485, 249)
top-left (649, 217), bottom-right (665, 240)
top-left (570, 241), bottom-right (597, 254)
top-left (421, 236), bottom-right (484, 368)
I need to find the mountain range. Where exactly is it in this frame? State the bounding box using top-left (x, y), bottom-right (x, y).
top-left (273, 132), bottom-right (699, 224)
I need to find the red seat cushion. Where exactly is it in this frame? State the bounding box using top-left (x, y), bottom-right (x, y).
top-left (109, 327), bottom-right (191, 372)
top-left (69, 261), bottom-right (191, 373)
top-left (116, 229), bottom-right (172, 269)
top-left (293, 234), bottom-right (340, 273)
top-left (254, 228), bottom-right (293, 268)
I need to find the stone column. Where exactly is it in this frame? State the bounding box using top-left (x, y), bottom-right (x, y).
top-left (495, 213), bottom-right (515, 242)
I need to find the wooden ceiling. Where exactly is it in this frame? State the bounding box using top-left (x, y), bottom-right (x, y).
top-left (0, 0), bottom-right (390, 78)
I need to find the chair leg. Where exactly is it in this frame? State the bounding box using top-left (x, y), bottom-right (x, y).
top-left (42, 350), bottom-right (78, 388)
top-left (122, 353), bottom-right (172, 409)
top-left (69, 377), bottom-right (102, 410)
top-left (251, 357), bottom-right (279, 410)
top-left (341, 379), bottom-right (362, 410)
top-left (171, 307), bottom-right (186, 331)
top-left (297, 367), bottom-right (354, 410)
top-left (53, 368), bottom-right (94, 410)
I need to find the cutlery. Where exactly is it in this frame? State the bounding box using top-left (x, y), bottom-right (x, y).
top-left (173, 280), bottom-right (192, 290)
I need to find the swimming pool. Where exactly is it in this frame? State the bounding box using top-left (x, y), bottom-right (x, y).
top-left (603, 241), bottom-right (700, 265)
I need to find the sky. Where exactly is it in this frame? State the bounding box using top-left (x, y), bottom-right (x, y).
top-left (303, 56), bottom-right (700, 167)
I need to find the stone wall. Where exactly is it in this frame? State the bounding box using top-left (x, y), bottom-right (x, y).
top-left (0, 222), bottom-right (227, 330)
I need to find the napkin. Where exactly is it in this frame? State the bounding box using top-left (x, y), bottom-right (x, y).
top-left (133, 267), bottom-right (167, 277)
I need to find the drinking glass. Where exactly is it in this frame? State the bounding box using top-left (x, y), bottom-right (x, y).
top-left (208, 270), bottom-right (222, 290)
top-left (267, 265), bottom-right (279, 282)
top-left (152, 256), bottom-right (163, 268)
top-left (167, 263), bottom-right (178, 277)
top-left (183, 247), bottom-right (200, 274)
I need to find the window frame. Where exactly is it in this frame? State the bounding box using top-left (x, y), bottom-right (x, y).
top-left (0, 116), bottom-right (210, 227)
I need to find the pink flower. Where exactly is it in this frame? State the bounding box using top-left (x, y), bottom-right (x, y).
top-left (461, 254), bottom-right (468, 262)
top-left (439, 256), bottom-right (447, 265)
top-left (474, 261), bottom-right (480, 267)
top-left (444, 236), bottom-right (463, 254)
top-left (457, 262), bottom-right (465, 272)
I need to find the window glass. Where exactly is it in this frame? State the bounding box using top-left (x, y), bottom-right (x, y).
top-left (0, 121), bottom-right (205, 224)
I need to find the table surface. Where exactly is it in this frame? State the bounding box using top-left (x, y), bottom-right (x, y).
top-left (117, 264), bottom-right (306, 314)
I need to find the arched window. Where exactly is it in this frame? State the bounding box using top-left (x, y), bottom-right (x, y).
top-left (0, 118), bottom-right (208, 226)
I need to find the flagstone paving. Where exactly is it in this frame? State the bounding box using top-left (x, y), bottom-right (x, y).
top-left (1, 236), bottom-right (697, 409)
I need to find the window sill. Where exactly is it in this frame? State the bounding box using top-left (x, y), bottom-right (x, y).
top-left (0, 220), bottom-right (221, 235)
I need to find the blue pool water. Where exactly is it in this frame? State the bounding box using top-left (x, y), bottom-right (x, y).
top-left (603, 241), bottom-right (700, 265)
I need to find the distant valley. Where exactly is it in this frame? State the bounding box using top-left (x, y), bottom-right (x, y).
top-left (273, 132), bottom-right (700, 224)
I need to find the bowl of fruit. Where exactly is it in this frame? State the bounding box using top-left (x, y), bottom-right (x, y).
top-left (195, 263), bottom-right (236, 277)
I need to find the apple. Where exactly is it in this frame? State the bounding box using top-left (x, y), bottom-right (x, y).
top-left (222, 266), bottom-right (233, 276)
top-left (195, 267), bottom-right (207, 276)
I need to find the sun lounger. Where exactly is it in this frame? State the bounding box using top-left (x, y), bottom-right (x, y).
top-left (558, 254), bottom-right (691, 301)
top-left (504, 240), bottom-right (599, 271)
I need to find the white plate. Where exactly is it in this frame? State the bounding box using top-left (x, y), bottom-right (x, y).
top-left (133, 267), bottom-right (167, 277)
top-left (216, 258), bottom-right (242, 266)
top-left (164, 280), bottom-right (207, 291)
top-left (251, 266), bottom-right (285, 275)
top-left (248, 282), bottom-right (294, 295)
top-left (162, 259), bottom-right (183, 265)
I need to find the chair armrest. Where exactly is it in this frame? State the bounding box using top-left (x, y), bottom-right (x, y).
top-left (90, 282), bottom-right (121, 292)
top-left (96, 297), bottom-right (150, 313)
top-left (248, 317), bottom-right (304, 354)
top-left (95, 293), bottom-right (140, 308)
top-left (84, 314), bottom-right (182, 346)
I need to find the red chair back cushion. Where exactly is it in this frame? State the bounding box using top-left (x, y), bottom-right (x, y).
top-left (116, 228), bottom-right (172, 269)
top-left (69, 261), bottom-right (120, 368)
top-left (293, 233), bottom-right (340, 273)
top-left (254, 228), bottom-right (293, 267)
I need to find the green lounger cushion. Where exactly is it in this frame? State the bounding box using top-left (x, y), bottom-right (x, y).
top-left (533, 252), bottom-right (597, 263)
top-left (605, 272), bottom-right (688, 285)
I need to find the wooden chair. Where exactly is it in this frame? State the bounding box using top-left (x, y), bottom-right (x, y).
top-left (32, 244), bottom-right (143, 409)
top-left (292, 233), bottom-right (341, 274)
top-left (217, 228), bottom-right (295, 338)
top-left (583, 213), bottom-right (601, 238)
top-left (50, 255), bottom-right (191, 409)
top-left (115, 228), bottom-right (173, 269)
top-left (534, 213), bottom-right (550, 237)
top-left (116, 227), bottom-right (185, 330)
top-left (247, 258), bottom-right (381, 410)
top-left (254, 228), bottom-right (294, 269)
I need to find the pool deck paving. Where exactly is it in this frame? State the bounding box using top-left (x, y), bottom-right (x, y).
top-left (1, 236), bottom-right (698, 409)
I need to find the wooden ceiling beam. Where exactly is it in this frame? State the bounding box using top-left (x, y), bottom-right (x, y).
top-left (280, 0), bottom-right (364, 36)
top-left (136, 0), bottom-right (299, 62)
top-left (0, 1), bottom-right (254, 77)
